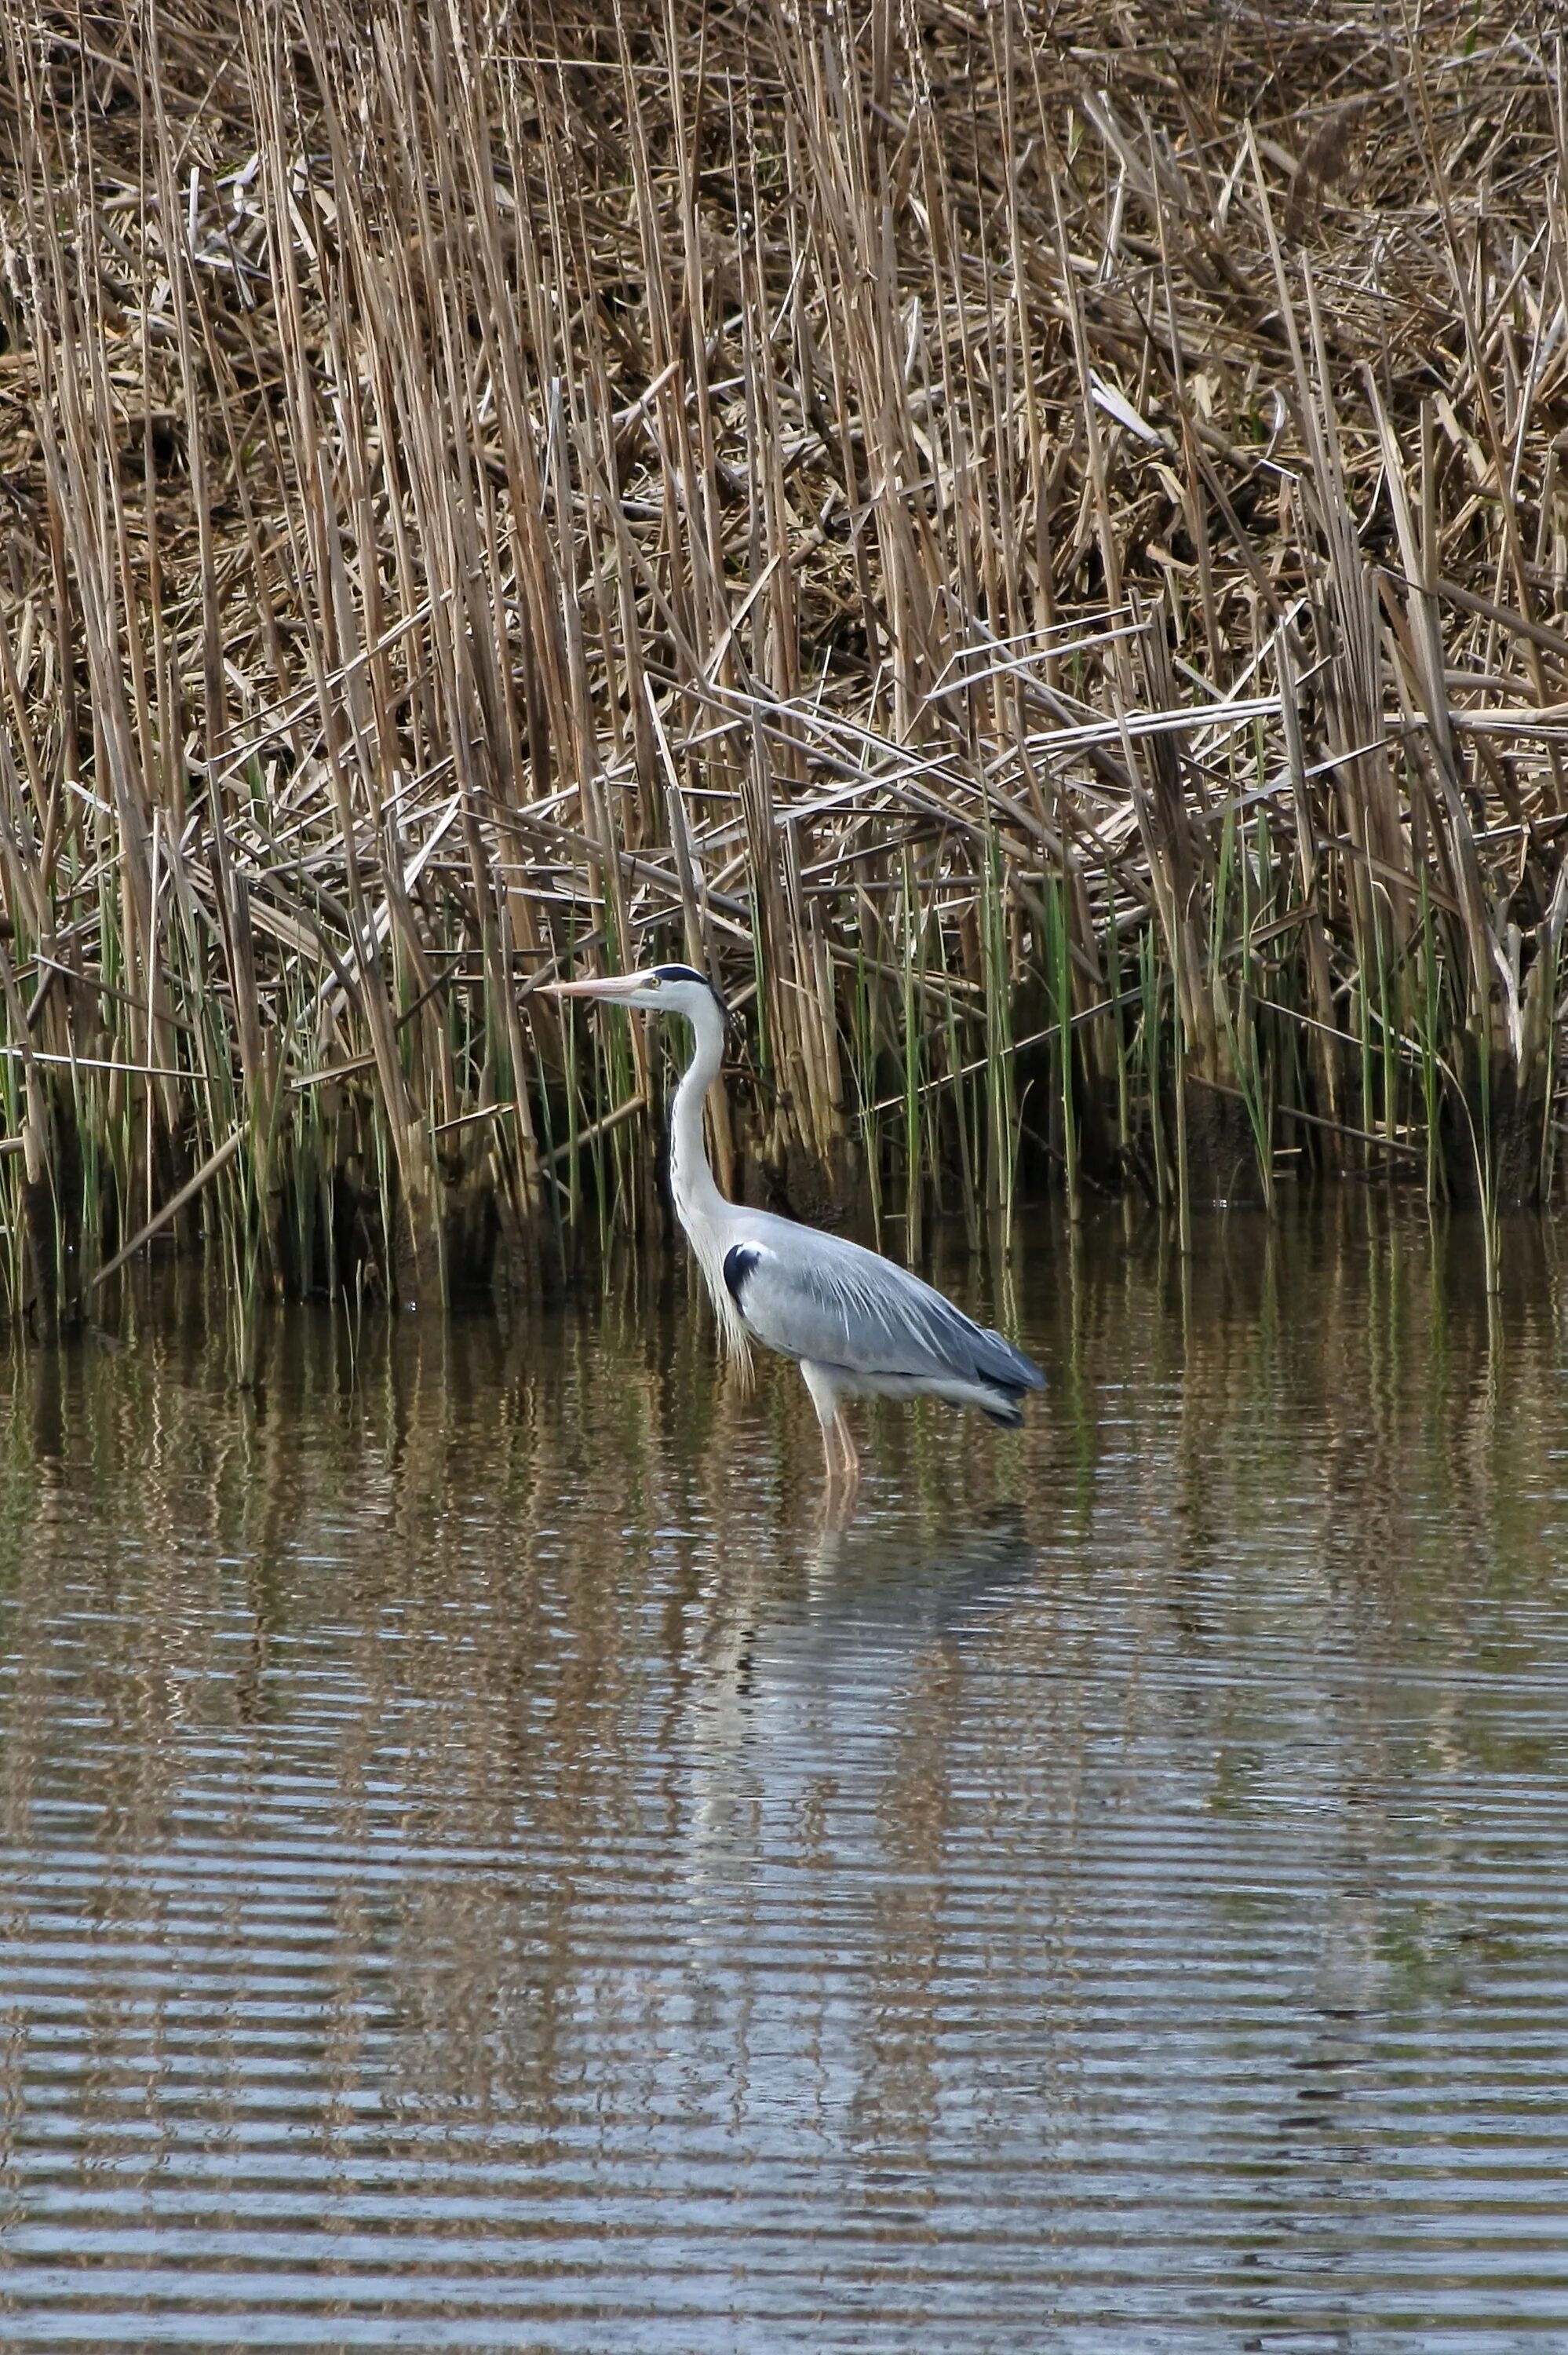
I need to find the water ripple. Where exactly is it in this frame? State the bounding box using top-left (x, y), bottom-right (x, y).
top-left (1, 1209), bottom-right (1566, 2348)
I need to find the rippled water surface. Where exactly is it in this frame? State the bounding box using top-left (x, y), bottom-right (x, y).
top-left (2, 1203), bottom-right (1568, 2350)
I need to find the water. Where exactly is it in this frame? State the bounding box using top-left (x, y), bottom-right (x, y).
top-left (2, 1202), bottom-right (1567, 2351)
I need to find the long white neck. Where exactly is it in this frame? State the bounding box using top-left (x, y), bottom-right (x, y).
top-left (666, 991), bottom-right (750, 1368)
top-left (668, 990), bottom-right (730, 1234)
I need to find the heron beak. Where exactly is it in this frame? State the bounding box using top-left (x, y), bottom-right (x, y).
top-left (538, 973), bottom-right (647, 1002)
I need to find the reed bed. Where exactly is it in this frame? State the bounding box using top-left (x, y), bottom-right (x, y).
top-left (2, 0), bottom-right (1566, 1337)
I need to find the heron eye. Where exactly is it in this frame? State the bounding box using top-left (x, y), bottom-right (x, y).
top-left (646, 974), bottom-right (661, 989)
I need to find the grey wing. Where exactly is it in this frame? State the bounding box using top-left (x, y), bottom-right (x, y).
top-left (721, 1225), bottom-right (1044, 1396)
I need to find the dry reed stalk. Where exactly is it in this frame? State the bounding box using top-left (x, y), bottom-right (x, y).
top-left (1, 0), bottom-right (1566, 1328)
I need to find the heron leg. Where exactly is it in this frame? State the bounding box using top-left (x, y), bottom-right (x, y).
top-left (800, 1361), bottom-right (849, 1485)
top-left (832, 1408), bottom-right (860, 1491)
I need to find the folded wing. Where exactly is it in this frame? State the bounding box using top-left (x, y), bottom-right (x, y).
top-left (722, 1226), bottom-right (1044, 1400)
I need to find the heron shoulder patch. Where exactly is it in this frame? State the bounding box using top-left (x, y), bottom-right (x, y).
top-left (722, 1243), bottom-right (762, 1302)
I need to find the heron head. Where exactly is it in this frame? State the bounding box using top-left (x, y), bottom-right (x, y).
top-left (541, 962), bottom-right (725, 1020)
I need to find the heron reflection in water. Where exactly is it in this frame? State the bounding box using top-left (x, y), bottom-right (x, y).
top-left (543, 964), bottom-right (1045, 1491)
top-left (680, 1508), bottom-right (1041, 1910)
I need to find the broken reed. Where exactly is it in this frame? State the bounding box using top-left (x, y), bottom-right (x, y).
top-left (2, 0), bottom-right (1567, 1339)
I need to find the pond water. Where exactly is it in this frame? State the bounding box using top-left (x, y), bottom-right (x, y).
top-left (1, 1202), bottom-right (1566, 2350)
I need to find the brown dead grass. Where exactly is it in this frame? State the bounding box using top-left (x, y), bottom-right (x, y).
top-left (1, 0), bottom-right (1566, 1322)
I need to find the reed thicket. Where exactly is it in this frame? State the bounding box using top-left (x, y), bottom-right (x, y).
top-left (2, 0), bottom-right (1566, 1335)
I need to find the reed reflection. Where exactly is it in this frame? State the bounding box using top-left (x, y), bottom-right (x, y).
top-left (0, 1205), bottom-right (1565, 2347)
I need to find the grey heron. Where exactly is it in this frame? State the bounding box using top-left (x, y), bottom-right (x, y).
top-left (544, 964), bottom-right (1045, 1486)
